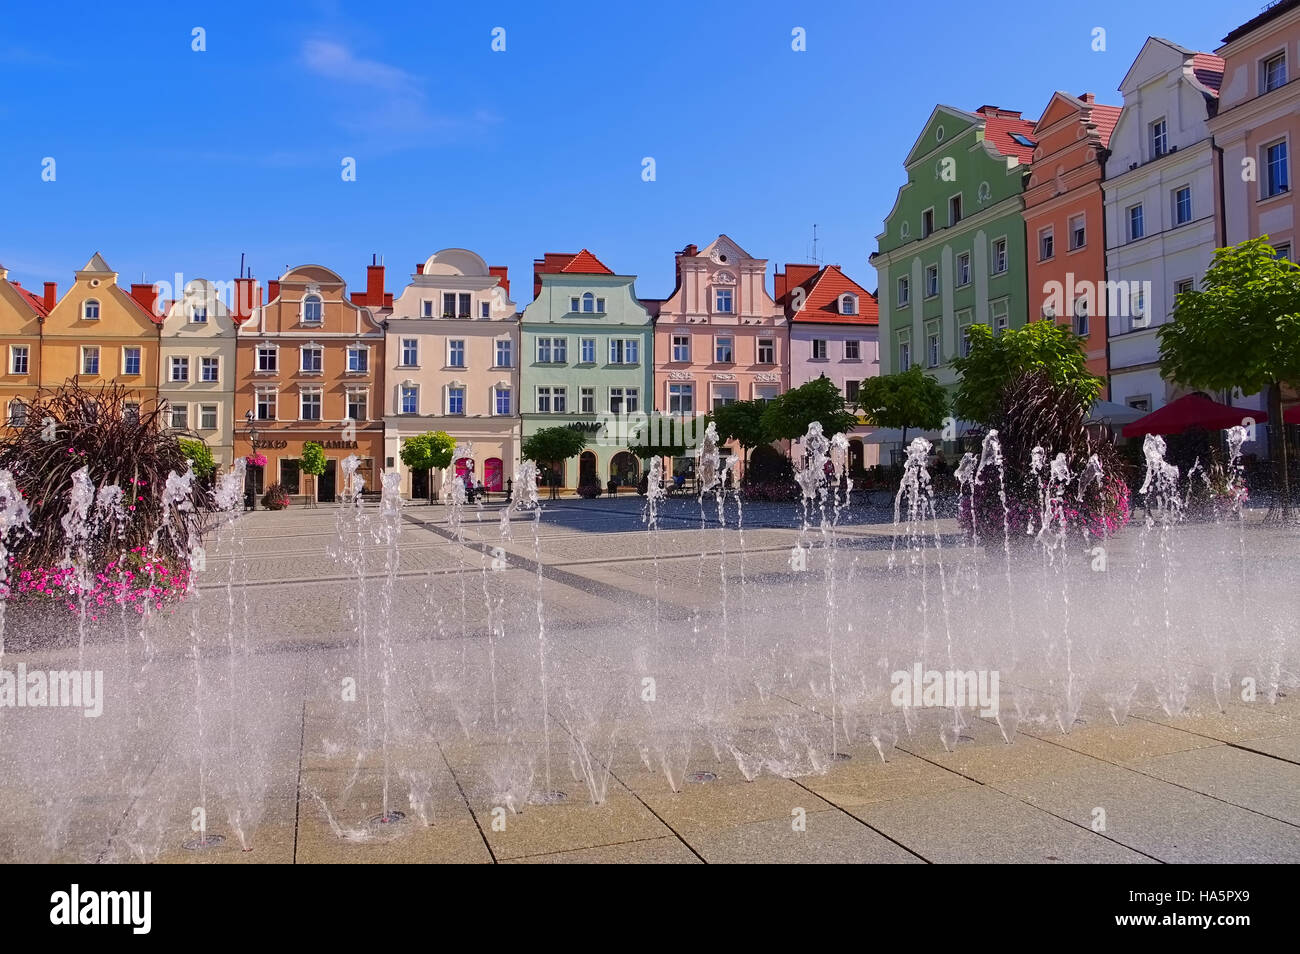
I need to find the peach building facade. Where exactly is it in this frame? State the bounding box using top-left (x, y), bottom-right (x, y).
top-left (0, 265), bottom-right (51, 428)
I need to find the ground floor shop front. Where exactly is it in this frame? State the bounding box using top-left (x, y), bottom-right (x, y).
top-left (383, 416), bottom-right (518, 500)
top-left (241, 428), bottom-right (384, 502)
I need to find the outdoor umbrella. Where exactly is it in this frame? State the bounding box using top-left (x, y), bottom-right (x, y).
top-left (1121, 393), bottom-right (1267, 438)
top-left (1285, 405), bottom-right (1300, 425)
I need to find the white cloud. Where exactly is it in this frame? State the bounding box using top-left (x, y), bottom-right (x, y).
top-left (299, 39), bottom-right (419, 94)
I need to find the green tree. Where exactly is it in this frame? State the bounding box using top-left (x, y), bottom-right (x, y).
top-left (1159, 237), bottom-right (1300, 521)
top-left (299, 441), bottom-right (328, 504)
top-left (178, 437), bottom-right (216, 480)
top-left (855, 366), bottom-right (949, 445)
top-left (400, 431), bottom-right (457, 503)
top-left (706, 399), bottom-right (769, 469)
top-left (952, 319), bottom-right (1101, 426)
top-left (760, 376), bottom-right (859, 445)
top-left (521, 426), bottom-right (589, 499)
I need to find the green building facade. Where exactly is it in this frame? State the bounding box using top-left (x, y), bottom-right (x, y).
top-left (871, 105), bottom-right (1037, 389)
top-left (519, 251), bottom-right (654, 489)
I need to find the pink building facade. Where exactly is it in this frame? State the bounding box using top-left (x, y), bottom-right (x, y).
top-left (653, 236), bottom-right (787, 476)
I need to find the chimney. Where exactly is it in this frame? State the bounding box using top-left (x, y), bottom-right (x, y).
top-left (233, 277), bottom-right (257, 322)
top-left (683, 244), bottom-right (698, 257)
top-left (267, 280), bottom-right (280, 302)
top-left (1080, 92), bottom-right (1095, 104)
top-left (43, 282), bottom-right (57, 311)
top-left (130, 282), bottom-right (161, 317)
top-left (366, 258), bottom-right (385, 305)
top-left (489, 266), bottom-right (510, 297)
top-left (416, 263), bottom-right (425, 275)
top-left (773, 268), bottom-right (788, 303)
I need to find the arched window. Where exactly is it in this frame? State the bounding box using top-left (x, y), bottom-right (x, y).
top-left (303, 294), bottom-right (323, 323)
top-left (581, 292), bottom-right (595, 313)
top-left (840, 294), bottom-right (858, 315)
top-left (83, 299), bottom-right (101, 320)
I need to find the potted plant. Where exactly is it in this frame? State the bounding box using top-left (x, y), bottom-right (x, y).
top-left (261, 483), bottom-right (290, 510)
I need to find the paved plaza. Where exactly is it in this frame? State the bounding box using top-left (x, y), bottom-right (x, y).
top-left (1, 495), bottom-right (1298, 864)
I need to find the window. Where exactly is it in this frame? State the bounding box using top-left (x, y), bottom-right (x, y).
top-left (1264, 140), bottom-right (1289, 198)
top-left (580, 387), bottom-right (595, 414)
top-left (442, 293), bottom-right (456, 317)
top-left (421, 300), bottom-right (435, 318)
top-left (1150, 118), bottom-right (1168, 159)
top-left (711, 384), bottom-right (737, 410)
top-left (495, 339), bottom-right (512, 368)
top-left (480, 301), bottom-right (491, 318)
top-left (1128, 204), bottom-right (1145, 241)
top-left (610, 339), bottom-right (639, 364)
top-left (400, 385), bottom-right (418, 415)
top-left (256, 389), bottom-right (276, 420)
top-left (1039, 227), bottom-right (1054, 261)
top-left (992, 238), bottom-right (1008, 274)
top-left (300, 389), bottom-right (322, 421)
top-left (570, 297), bottom-right (580, 313)
top-left (10, 346), bottom-right (29, 374)
top-left (812, 339), bottom-right (828, 360)
top-left (958, 313), bottom-right (973, 357)
top-left (495, 388), bottom-right (511, 416)
top-left (1010, 133), bottom-right (1036, 148)
top-left (1069, 214), bottom-right (1086, 250)
top-left (1132, 286), bottom-right (1147, 328)
top-left (169, 356), bottom-right (188, 382)
top-left (191, 305), bottom-right (207, 323)
top-left (581, 292), bottom-right (595, 313)
top-left (123, 347), bottom-right (141, 375)
top-left (1127, 396), bottom-right (1151, 413)
top-left (957, 252), bottom-right (971, 286)
top-left (303, 295), bottom-right (322, 323)
top-left (301, 346), bottom-right (322, 373)
top-left (610, 387), bottom-right (629, 413)
top-left (8, 399), bottom-right (26, 427)
top-left (1175, 278), bottom-right (1194, 296)
top-left (845, 340), bottom-right (861, 360)
top-left (927, 331), bottom-right (940, 368)
top-left (580, 337), bottom-right (595, 364)
top-left (844, 380), bottom-right (860, 403)
top-left (755, 385), bottom-right (778, 403)
top-left (347, 346), bottom-right (368, 373)
top-left (170, 403), bottom-right (188, 430)
top-left (715, 337), bottom-right (734, 363)
top-left (347, 390), bottom-right (368, 421)
top-left (922, 208), bottom-right (934, 238)
top-left (840, 294), bottom-right (857, 315)
top-left (448, 340), bottom-right (466, 368)
top-left (536, 386), bottom-right (563, 413)
top-left (668, 383), bottom-right (694, 414)
top-left (200, 356), bottom-right (219, 382)
top-left (83, 300), bottom-right (100, 320)
top-left (897, 275), bottom-right (911, 307)
top-left (200, 404), bottom-right (217, 430)
top-left (1074, 297), bottom-right (1089, 337)
top-left (758, 338), bottom-right (774, 364)
top-left (715, 288), bottom-right (733, 313)
top-left (537, 337), bottom-right (566, 363)
top-left (123, 403), bottom-right (139, 424)
top-left (457, 293), bottom-right (471, 317)
top-left (552, 387), bottom-right (567, 413)
top-left (991, 299), bottom-right (1009, 334)
top-left (400, 339), bottom-right (418, 366)
top-left (1274, 243), bottom-right (1293, 262)
top-left (672, 335), bottom-right (691, 362)
top-left (898, 340), bottom-right (911, 372)
top-left (1262, 52), bottom-right (1287, 94)
top-left (447, 387), bottom-right (465, 415)
top-left (948, 194), bottom-right (962, 226)
top-left (82, 346), bottom-right (100, 375)
top-left (257, 346), bottom-right (278, 372)
top-left (1173, 186), bottom-right (1192, 226)
top-left (925, 264), bottom-right (939, 297)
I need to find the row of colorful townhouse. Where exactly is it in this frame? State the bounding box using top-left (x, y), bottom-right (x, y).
top-left (873, 10), bottom-right (1299, 422)
top-left (0, 238), bottom-right (881, 500)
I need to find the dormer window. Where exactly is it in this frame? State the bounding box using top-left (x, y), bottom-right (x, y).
top-left (582, 292), bottom-right (596, 313)
top-left (191, 305), bottom-right (208, 323)
top-left (303, 294), bottom-right (323, 323)
top-left (839, 294), bottom-right (858, 315)
top-left (83, 299), bottom-right (100, 320)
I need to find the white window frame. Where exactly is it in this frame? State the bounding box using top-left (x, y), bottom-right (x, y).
top-left (346, 344), bottom-right (370, 373)
top-left (579, 337), bottom-right (596, 364)
top-left (1149, 117), bottom-right (1168, 159)
top-left (82, 299), bottom-right (100, 320)
top-left (255, 387), bottom-right (277, 421)
top-left (714, 288), bottom-right (733, 314)
top-left (1038, 226), bottom-right (1054, 261)
top-left (299, 388), bottom-right (323, 421)
top-left (671, 335), bottom-right (690, 362)
top-left (667, 382), bottom-right (694, 414)
top-left (300, 344), bottom-right (323, 374)
top-left (400, 384), bottom-right (419, 415)
top-left (10, 345), bottom-right (29, 375)
top-left (400, 338), bottom-right (419, 366)
top-left (757, 337), bottom-right (774, 364)
top-left (579, 386), bottom-right (595, 414)
top-left (495, 338), bottom-right (512, 368)
top-left (811, 339), bottom-right (828, 361)
top-left (1172, 185), bottom-right (1192, 226)
top-left (844, 339), bottom-right (861, 360)
top-left (956, 252), bottom-right (971, 287)
top-left (200, 356), bottom-right (219, 382)
top-left (1261, 50), bottom-right (1287, 94)
top-left (1263, 138), bottom-right (1290, 199)
top-left (494, 386), bottom-right (511, 416)
top-left (992, 237), bottom-right (1008, 275)
top-left (446, 385), bottom-right (466, 416)
top-left (199, 404), bottom-right (218, 430)
top-left (447, 339), bottom-right (466, 369)
top-left (839, 294), bottom-right (858, 315)
top-left (924, 264), bottom-right (939, 298)
top-left (302, 294), bottom-right (323, 323)
top-left (346, 388), bottom-right (368, 422)
top-left (1128, 204), bottom-right (1145, 242)
top-left (948, 192), bottom-right (963, 227)
top-left (897, 275), bottom-right (911, 307)
top-left (1069, 213), bottom-right (1086, 250)
top-left (122, 346), bottom-right (141, 376)
top-left (257, 344), bottom-right (279, 373)
top-left (169, 403), bottom-right (188, 430)
top-left (81, 345), bottom-right (100, 375)
top-left (190, 304), bottom-right (207, 323)
top-left (170, 355), bottom-right (190, 382)
top-left (714, 336), bottom-right (734, 363)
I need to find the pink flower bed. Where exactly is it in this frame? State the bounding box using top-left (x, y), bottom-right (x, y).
top-left (4, 546), bottom-right (191, 620)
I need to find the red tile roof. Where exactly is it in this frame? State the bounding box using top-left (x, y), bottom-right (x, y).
top-left (1090, 104), bottom-right (1123, 147)
top-left (978, 107), bottom-right (1039, 164)
top-left (1192, 53), bottom-right (1225, 92)
top-left (782, 265), bottom-right (878, 325)
top-left (8, 280), bottom-right (49, 317)
top-left (559, 249), bottom-right (613, 274)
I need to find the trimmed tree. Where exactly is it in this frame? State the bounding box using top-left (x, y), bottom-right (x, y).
top-left (300, 440), bottom-right (327, 502)
top-left (706, 399), bottom-right (768, 471)
top-left (855, 366), bottom-right (949, 446)
top-left (952, 319), bottom-right (1102, 426)
top-left (760, 376), bottom-right (859, 446)
top-left (400, 431), bottom-right (457, 503)
top-left (178, 437), bottom-right (216, 481)
top-left (521, 426), bottom-right (589, 500)
top-left (1159, 238), bottom-right (1300, 522)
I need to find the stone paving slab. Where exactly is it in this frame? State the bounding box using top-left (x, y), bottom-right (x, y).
top-left (1128, 745), bottom-right (1300, 827)
top-left (504, 836), bottom-right (701, 864)
top-left (681, 810), bottom-right (922, 864)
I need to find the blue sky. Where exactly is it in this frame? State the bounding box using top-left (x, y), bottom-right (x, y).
top-left (0, 0), bottom-right (1258, 302)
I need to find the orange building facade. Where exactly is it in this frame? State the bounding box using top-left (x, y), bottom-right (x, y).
top-left (1022, 93), bottom-right (1122, 392)
top-left (235, 265), bottom-right (386, 502)
top-left (0, 266), bottom-right (51, 428)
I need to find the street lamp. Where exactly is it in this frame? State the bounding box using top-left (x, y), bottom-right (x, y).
top-left (245, 409), bottom-right (259, 511)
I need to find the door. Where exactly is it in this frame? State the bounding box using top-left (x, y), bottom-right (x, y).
top-left (245, 465), bottom-right (265, 497)
top-left (579, 451), bottom-right (597, 483)
top-left (319, 459), bottom-right (337, 502)
top-left (485, 457), bottom-right (503, 492)
top-left (280, 459), bottom-right (301, 495)
top-left (411, 468), bottom-right (429, 500)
